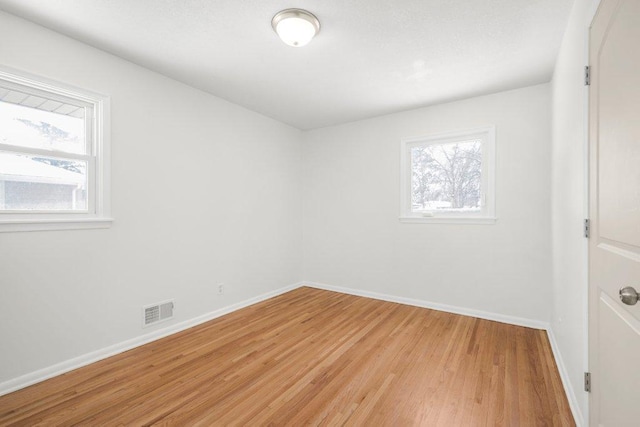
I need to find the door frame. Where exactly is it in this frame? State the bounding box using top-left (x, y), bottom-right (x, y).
top-left (583, 0), bottom-right (602, 424)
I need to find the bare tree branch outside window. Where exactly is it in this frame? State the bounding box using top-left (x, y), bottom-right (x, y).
top-left (410, 140), bottom-right (482, 212)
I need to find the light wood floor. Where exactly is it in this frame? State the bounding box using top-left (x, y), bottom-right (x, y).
top-left (0, 287), bottom-right (574, 426)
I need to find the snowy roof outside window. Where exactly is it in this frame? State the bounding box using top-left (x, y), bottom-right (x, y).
top-left (0, 152), bottom-right (85, 186)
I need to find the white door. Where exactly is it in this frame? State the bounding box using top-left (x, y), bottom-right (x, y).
top-left (589, 0), bottom-right (640, 425)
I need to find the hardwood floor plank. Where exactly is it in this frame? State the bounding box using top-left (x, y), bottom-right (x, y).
top-left (0, 287), bottom-right (575, 426)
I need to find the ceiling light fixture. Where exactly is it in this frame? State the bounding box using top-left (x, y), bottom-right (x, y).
top-left (271, 9), bottom-right (320, 47)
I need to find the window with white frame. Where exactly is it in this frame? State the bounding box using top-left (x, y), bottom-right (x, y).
top-left (400, 126), bottom-right (495, 223)
top-left (0, 69), bottom-right (110, 231)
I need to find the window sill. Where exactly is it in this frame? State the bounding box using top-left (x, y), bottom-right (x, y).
top-left (0, 217), bottom-right (114, 232)
top-left (399, 216), bottom-right (497, 225)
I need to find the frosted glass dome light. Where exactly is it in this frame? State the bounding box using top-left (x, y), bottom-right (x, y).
top-left (272, 9), bottom-right (320, 47)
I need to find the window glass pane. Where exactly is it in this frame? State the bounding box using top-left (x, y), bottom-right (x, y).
top-left (0, 151), bottom-right (87, 211)
top-left (410, 140), bottom-right (482, 212)
top-left (0, 91), bottom-right (86, 155)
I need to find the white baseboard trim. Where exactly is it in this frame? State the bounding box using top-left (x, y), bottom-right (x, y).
top-left (546, 327), bottom-right (585, 427)
top-left (304, 281), bottom-right (549, 330)
top-left (0, 282), bottom-right (303, 397)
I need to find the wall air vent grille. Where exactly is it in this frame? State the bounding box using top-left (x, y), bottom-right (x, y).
top-left (144, 305), bottom-right (160, 325)
top-left (143, 301), bottom-right (174, 327)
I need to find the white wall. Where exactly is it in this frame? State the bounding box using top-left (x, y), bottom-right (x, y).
top-left (0, 11), bottom-right (302, 385)
top-left (550, 0), bottom-right (600, 423)
top-left (302, 84), bottom-right (552, 324)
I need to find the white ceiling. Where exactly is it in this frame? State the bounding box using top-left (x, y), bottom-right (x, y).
top-left (0, 0), bottom-right (573, 130)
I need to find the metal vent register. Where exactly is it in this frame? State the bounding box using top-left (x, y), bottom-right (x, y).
top-left (143, 301), bottom-right (174, 327)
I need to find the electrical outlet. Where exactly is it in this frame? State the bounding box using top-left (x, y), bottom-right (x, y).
top-left (217, 283), bottom-right (224, 295)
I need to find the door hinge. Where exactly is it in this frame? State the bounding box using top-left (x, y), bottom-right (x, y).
top-left (584, 66), bottom-right (591, 86)
top-left (584, 219), bottom-right (590, 238)
top-left (584, 372), bottom-right (591, 392)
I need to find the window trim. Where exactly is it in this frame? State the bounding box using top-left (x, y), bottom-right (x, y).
top-left (399, 126), bottom-right (496, 224)
top-left (0, 67), bottom-right (112, 232)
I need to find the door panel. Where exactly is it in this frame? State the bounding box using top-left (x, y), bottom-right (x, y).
top-left (597, 0), bottom-right (640, 248)
top-left (589, 0), bottom-right (640, 426)
top-left (598, 293), bottom-right (640, 426)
